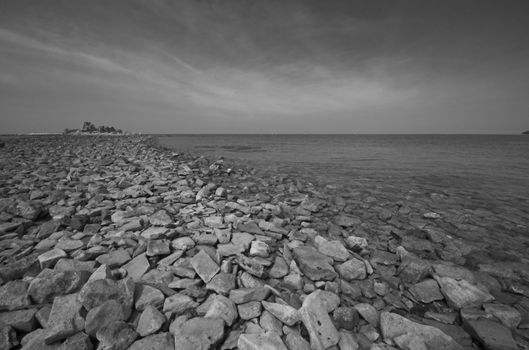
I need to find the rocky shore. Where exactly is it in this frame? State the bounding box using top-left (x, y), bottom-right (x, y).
top-left (0, 135), bottom-right (528, 350)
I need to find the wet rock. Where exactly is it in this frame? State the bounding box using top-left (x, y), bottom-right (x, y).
top-left (0, 280), bottom-right (31, 311)
top-left (434, 275), bottom-right (494, 309)
top-left (298, 290), bottom-right (340, 350)
top-left (85, 299), bottom-right (126, 336)
top-left (238, 331), bottom-right (288, 350)
top-left (205, 295), bottom-right (238, 326)
top-left (172, 317), bottom-right (225, 350)
top-left (28, 269), bottom-right (90, 304)
top-left (409, 279), bottom-right (444, 304)
top-left (262, 301), bottom-right (299, 326)
top-left (314, 235), bottom-right (350, 261)
top-left (380, 312), bottom-right (462, 349)
top-left (45, 293), bottom-right (85, 344)
top-left (96, 321), bottom-right (138, 350)
top-left (128, 332), bottom-right (174, 350)
top-left (137, 305), bottom-right (166, 337)
top-left (463, 318), bottom-right (517, 350)
top-left (293, 246), bottom-right (337, 281)
top-left (337, 258), bottom-right (367, 280)
top-left (191, 250), bottom-right (220, 283)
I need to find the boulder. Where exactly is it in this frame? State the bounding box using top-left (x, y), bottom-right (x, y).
top-left (27, 269), bottom-right (90, 304)
top-left (298, 291), bottom-right (340, 350)
top-left (293, 246), bottom-right (337, 281)
top-left (434, 276), bottom-right (494, 309)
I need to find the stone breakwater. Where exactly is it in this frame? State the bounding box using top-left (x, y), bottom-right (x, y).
top-left (0, 135), bottom-right (528, 350)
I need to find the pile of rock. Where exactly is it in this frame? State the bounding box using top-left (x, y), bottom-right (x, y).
top-left (0, 135), bottom-right (528, 350)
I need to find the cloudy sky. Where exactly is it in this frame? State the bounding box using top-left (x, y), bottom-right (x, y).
top-left (1, 0), bottom-right (528, 133)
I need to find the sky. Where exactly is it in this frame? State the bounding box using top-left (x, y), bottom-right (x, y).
top-left (1, 0), bottom-right (528, 134)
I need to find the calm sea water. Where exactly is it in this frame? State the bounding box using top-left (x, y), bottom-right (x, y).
top-left (156, 134), bottom-right (529, 206)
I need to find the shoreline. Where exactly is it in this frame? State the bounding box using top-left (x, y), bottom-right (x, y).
top-left (0, 135), bottom-right (528, 349)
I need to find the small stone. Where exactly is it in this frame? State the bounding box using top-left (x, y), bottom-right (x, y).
top-left (149, 210), bottom-right (172, 226)
top-left (54, 259), bottom-right (95, 272)
top-left (135, 285), bottom-right (165, 310)
top-left (238, 221), bottom-right (263, 235)
top-left (337, 258), bottom-right (367, 280)
top-left (338, 330), bottom-right (360, 350)
top-left (214, 228), bottom-right (231, 244)
top-left (314, 235), bottom-right (350, 261)
top-left (137, 305), bottom-right (166, 337)
top-left (55, 239), bottom-right (84, 252)
top-left (45, 294), bottom-right (85, 344)
top-left (38, 249), bottom-right (67, 269)
top-left (163, 294), bottom-right (198, 314)
top-left (191, 250), bottom-right (220, 283)
top-left (260, 311), bottom-right (283, 334)
top-left (128, 332), bottom-right (174, 350)
top-left (269, 256), bottom-right (289, 279)
top-left (0, 280), bottom-right (31, 311)
top-left (96, 249), bottom-right (131, 267)
top-left (229, 288), bottom-right (271, 304)
top-left (238, 255), bottom-right (264, 277)
top-left (334, 215), bottom-right (360, 227)
top-left (85, 300), bottom-right (126, 337)
top-left (205, 295), bottom-right (238, 326)
top-left (204, 215), bottom-right (224, 228)
top-left (122, 253), bottom-right (150, 282)
top-left (262, 301), bottom-right (299, 326)
top-left (285, 332), bottom-right (311, 350)
top-left (27, 269), bottom-right (90, 304)
top-left (172, 317), bottom-right (225, 350)
top-left (78, 277), bottom-right (134, 317)
top-left (206, 272), bottom-right (236, 295)
top-left (409, 279), bottom-right (444, 303)
top-left (171, 237), bottom-right (195, 251)
top-left (332, 307), bottom-right (359, 330)
top-left (298, 291), bottom-right (340, 350)
top-left (354, 303), bottom-right (379, 327)
top-left (434, 276), bottom-right (494, 309)
top-left (250, 241), bottom-right (270, 258)
top-left (96, 321), bottom-right (138, 350)
top-left (146, 239), bottom-right (170, 256)
top-left (345, 236), bottom-right (368, 251)
top-left (293, 246), bottom-right (337, 281)
top-left (141, 227), bottom-right (169, 240)
top-left (238, 301), bottom-right (262, 320)
top-left (238, 332), bottom-right (288, 350)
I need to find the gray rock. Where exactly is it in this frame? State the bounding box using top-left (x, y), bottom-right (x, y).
top-left (337, 258), bottom-right (367, 280)
top-left (434, 275), bottom-right (494, 309)
top-left (96, 321), bottom-right (138, 350)
top-left (463, 319), bottom-right (517, 350)
top-left (27, 269), bottom-right (90, 304)
top-left (262, 301), bottom-right (299, 326)
top-left (237, 255), bottom-right (264, 277)
top-left (229, 288), bottom-right (271, 304)
top-left (85, 300), bottom-right (126, 337)
top-left (149, 210), bottom-right (172, 226)
top-left (141, 227), bottom-right (169, 240)
top-left (0, 326), bottom-right (18, 350)
top-left (172, 317), bottom-right (225, 350)
top-left (128, 332), bottom-right (174, 350)
top-left (134, 284), bottom-right (165, 310)
top-left (334, 215), bottom-right (361, 227)
top-left (0, 253), bottom-right (39, 282)
top-left (0, 280), bottom-right (31, 311)
top-left (206, 272), bottom-right (236, 295)
top-left (38, 249), bottom-right (67, 269)
top-left (95, 249), bottom-right (131, 267)
top-left (269, 256), bottom-right (289, 278)
top-left (345, 236), bottom-right (368, 251)
top-left (298, 291), bottom-right (340, 350)
top-left (237, 221), bottom-right (264, 235)
top-left (205, 295), bottom-right (238, 326)
top-left (483, 303), bottom-right (521, 329)
top-left (19, 328), bottom-right (61, 350)
top-left (58, 332), bottom-right (92, 350)
top-left (338, 330), bottom-right (360, 350)
top-left (285, 332), bottom-right (311, 350)
top-left (122, 253), bottom-right (150, 282)
top-left (54, 259), bottom-right (95, 272)
top-left (0, 308), bottom-right (37, 332)
top-left (191, 250), bottom-right (220, 283)
top-left (380, 312), bottom-right (462, 350)
top-left (293, 246), bottom-right (337, 281)
top-left (45, 294), bottom-right (85, 344)
top-left (136, 305), bottom-right (166, 337)
top-left (249, 241), bottom-right (270, 258)
top-left (55, 239), bottom-right (84, 252)
top-left (353, 303), bottom-right (379, 327)
top-left (171, 237), bottom-right (195, 251)
top-left (146, 239), bottom-right (170, 256)
top-left (332, 307), bottom-right (359, 330)
top-left (163, 294), bottom-right (198, 314)
top-left (238, 301), bottom-right (262, 320)
top-left (409, 279), bottom-right (444, 304)
top-left (314, 235), bottom-right (350, 261)
top-left (238, 332), bottom-right (288, 350)
top-left (78, 277), bottom-right (134, 318)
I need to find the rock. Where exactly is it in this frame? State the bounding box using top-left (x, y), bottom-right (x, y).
top-left (0, 280), bottom-right (31, 311)
top-left (334, 215), bottom-right (360, 227)
top-left (314, 235), bottom-right (350, 261)
top-left (380, 312), bottom-right (463, 349)
top-left (172, 317), bottom-right (225, 350)
top-left (58, 332), bottom-right (92, 350)
top-left (0, 253), bottom-right (39, 282)
top-left (260, 311), bottom-right (283, 334)
top-left (122, 253), bottom-right (150, 282)
top-left (19, 328), bottom-right (61, 350)
top-left (96, 321), bottom-right (138, 350)
top-left (262, 301), bottom-right (299, 326)
top-left (78, 277), bottom-right (134, 318)
top-left (163, 294), bottom-right (198, 314)
top-left (0, 326), bottom-right (18, 350)
top-left (172, 237), bottom-right (195, 251)
top-left (135, 284), bottom-right (165, 310)
top-left (250, 241), bottom-right (270, 258)
top-left (237, 255), bottom-right (264, 277)
top-left (85, 300), bottom-right (126, 336)
top-left (345, 236), bottom-right (368, 251)
top-left (229, 288), bottom-right (271, 304)
top-left (191, 250), bottom-right (220, 283)
top-left (55, 239), bottom-right (84, 252)
top-left (205, 295), bottom-right (238, 326)
top-left (409, 279), bottom-right (444, 304)
top-left (146, 239), bottom-right (171, 256)
top-left (238, 301), bottom-right (262, 320)
top-left (483, 303), bottom-right (521, 329)
top-left (27, 269), bottom-right (90, 304)
top-left (206, 272), bottom-right (236, 295)
top-left (434, 276), bottom-right (494, 309)
top-left (463, 319), bottom-right (518, 350)
top-left (337, 258), bottom-right (367, 280)
top-left (285, 332), bottom-right (311, 350)
top-left (54, 259), bottom-right (95, 272)
top-left (15, 201), bottom-right (43, 220)
top-left (298, 291), bottom-right (340, 350)
top-left (204, 215), bottom-right (224, 228)
top-left (0, 308), bottom-right (37, 332)
top-left (95, 249), bottom-right (131, 267)
top-left (44, 293), bottom-right (85, 344)
top-left (128, 333), bottom-right (174, 350)
top-left (141, 227), bottom-right (169, 240)
top-left (214, 228), bottom-right (231, 244)
top-left (238, 332), bottom-right (288, 350)
top-left (354, 303), bottom-right (379, 327)
top-left (293, 246), bottom-right (337, 281)
top-left (269, 256), bottom-right (289, 278)
top-left (38, 248), bottom-right (67, 269)
top-left (332, 307), bottom-right (359, 330)
top-left (149, 210), bottom-right (172, 226)
top-left (238, 221), bottom-right (264, 235)
top-left (137, 305), bottom-right (166, 337)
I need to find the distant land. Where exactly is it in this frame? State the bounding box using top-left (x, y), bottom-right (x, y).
top-left (63, 121), bottom-right (124, 135)
top-left (523, 130), bottom-right (529, 134)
